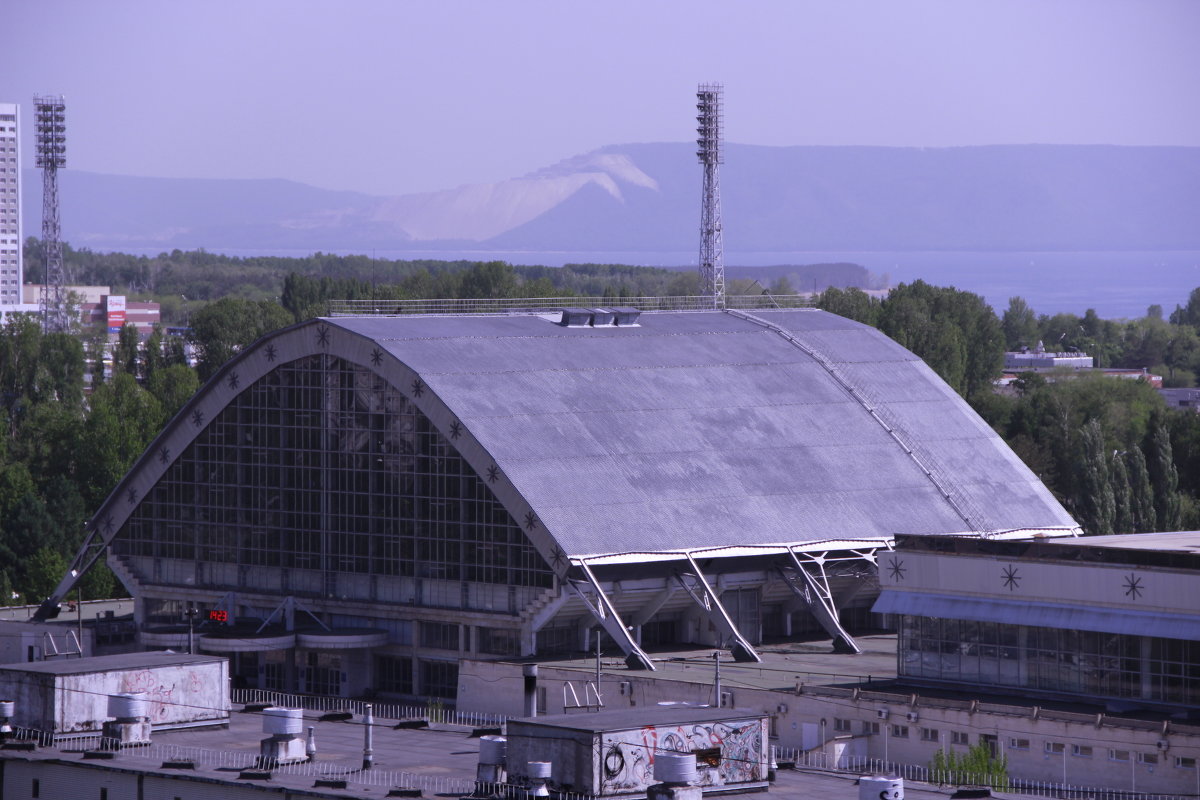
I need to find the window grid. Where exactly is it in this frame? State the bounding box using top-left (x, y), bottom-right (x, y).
top-left (420, 659), bottom-right (458, 699)
top-left (899, 615), bottom-right (1200, 707)
top-left (115, 355), bottom-right (552, 601)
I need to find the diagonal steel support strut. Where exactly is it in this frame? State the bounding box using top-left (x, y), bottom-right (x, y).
top-left (568, 559), bottom-right (656, 670)
top-left (675, 554), bottom-right (761, 663)
top-left (779, 546), bottom-right (862, 654)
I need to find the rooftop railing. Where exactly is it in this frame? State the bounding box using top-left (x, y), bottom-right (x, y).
top-left (326, 294), bottom-right (816, 316)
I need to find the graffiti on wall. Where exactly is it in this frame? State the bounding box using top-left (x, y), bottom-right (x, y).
top-left (119, 666), bottom-right (211, 722)
top-left (599, 717), bottom-right (765, 793)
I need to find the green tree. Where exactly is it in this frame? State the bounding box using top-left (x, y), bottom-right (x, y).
top-left (877, 281), bottom-right (1004, 398)
top-left (1002, 296), bottom-right (1039, 351)
top-left (459, 261), bottom-right (518, 299)
top-left (24, 547), bottom-right (68, 604)
top-left (0, 570), bottom-right (15, 606)
top-left (1111, 452), bottom-right (1133, 534)
top-left (78, 374), bottom-right (163, 508)
top-left (817, 287), bottom-right (880, 326)
top-left (1127, 446), bottom-right (1157, 533)
top-left (79, 561), bottom-right (119, 601)
top-left (84, 330), bottom-right (108, 386)
top-left (1038, 312), bottom-right (1083, 353)
top-left (35, 332), bottom-right (86, 406)
top-left (1148, 422), bottom-right (1182, 531)
top-left (143, 326), bottom-right (164, 380)
top-left (930, 743), bottom-right (1009, 789)
top-left (164, 334), bottom-right (188, 367)
top-left (1121, 316), bottom-right (1171, 369)
top-left (0, 491), bottom-right (59, 596)
top-left (1076, 419), bottom-right (1115, 535)
top-left (147, 363), bottom-right (200, 421)
top-left (188, 298), bottom-right (292, 380)
top-left (1170, 287), bottom-right (1200, 327)
top-left (1164, 327), bottom-right (1200, 387)
top-left (113, 323), bottom-right (140, 377)
top-left (0, 461), bottom-right (36, 526)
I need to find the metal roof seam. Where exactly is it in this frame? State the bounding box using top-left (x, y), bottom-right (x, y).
top-left (726, 308), bottom-right (992, 533)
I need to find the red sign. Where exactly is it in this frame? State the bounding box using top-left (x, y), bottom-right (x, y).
top-left (106, 295), bottom-right (126, 329)
top-left (208, 609), bottom-right (228, 623)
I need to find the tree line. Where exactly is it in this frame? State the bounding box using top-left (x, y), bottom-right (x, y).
top-left (0, 316), bottom-right (200, 604)
top-left (818, 282), bottom-right (1198, 534)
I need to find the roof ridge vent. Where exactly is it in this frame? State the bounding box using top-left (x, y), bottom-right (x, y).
top-left (559, 308), bottom-right (593, 327)
top-left (589, 308), bottom-right (616, 327)
top-left (612, 307), bottom-right (641, 326)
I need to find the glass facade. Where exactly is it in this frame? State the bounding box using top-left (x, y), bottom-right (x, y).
top-left (900, 615), bottom-right (1200, 707)
top-left (116, 354), bottom-right (552, 606)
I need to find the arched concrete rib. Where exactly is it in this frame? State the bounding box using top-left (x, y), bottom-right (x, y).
top-left (35, 318), bottom-right (569, 620)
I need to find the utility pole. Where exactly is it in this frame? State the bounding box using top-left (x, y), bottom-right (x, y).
top-left (712, 651), bottom-right (722, 707)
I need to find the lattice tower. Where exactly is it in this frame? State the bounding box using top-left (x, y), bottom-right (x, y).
top-left (35, 95), bottom-right (69, 333)
top-left (696, 83), bottom-right (724, 308)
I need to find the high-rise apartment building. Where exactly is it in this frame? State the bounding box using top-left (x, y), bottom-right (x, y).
top-left (0, 103), bottom-right (22, 306)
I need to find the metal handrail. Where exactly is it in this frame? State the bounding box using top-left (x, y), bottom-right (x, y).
top-left (326, 294), bottom-right (816, 316)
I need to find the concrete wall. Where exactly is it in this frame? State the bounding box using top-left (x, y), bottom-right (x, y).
top-left (2, 759), bottom-right (355, 799)
top-left (505, 715), bottom-right (767, 796)
top-left (595, 717), bottom-right (767, 794)
top-left (0, 623), bottom-right (93, 665)
top-left (0, 658), bottom-right (229, 733)
top-left (879, 548), bottom-right (1199, 618)
top-left (459, 659), bottom-right (1200, 796)
top-left (3, 760), bottom-right (135, 800)
top-left (505, 724), bottom-right (595, 794)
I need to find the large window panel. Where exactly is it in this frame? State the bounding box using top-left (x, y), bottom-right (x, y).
top-left (114, 354), bottom-right (552, 599)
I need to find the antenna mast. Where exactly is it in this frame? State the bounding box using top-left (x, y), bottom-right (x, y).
top-left (696, 83), bottom-right (724, 308)
top-left (35, 95), bottom-right (70, 333)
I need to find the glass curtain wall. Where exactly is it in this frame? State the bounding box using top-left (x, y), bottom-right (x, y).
top-left (115, 354), bottom-right (552, 604)
top-left (900, 615), bottom-right (1200, 707)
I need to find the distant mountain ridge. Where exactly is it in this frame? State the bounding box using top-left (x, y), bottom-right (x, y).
top-left (26, 143), bottom-right (1200, 255)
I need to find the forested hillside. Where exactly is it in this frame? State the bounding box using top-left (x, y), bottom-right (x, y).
top-left (5, 246), bottom-right (1200, 606)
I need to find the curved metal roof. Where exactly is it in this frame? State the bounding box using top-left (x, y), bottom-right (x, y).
top-left (328, 308), bottom-right (1078, 557)
top-left (84, 308), bottom-right (1078, 579)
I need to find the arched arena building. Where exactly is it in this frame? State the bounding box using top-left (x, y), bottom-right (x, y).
top-left (42, 306), bottom-right (1079, 698)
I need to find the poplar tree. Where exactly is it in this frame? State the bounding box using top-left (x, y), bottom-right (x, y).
top-left (1149, 423), bottom-right (1182, 531)
top-left (1127, 446), bottom-right (1157, 533)
top-left (1076, 419), bottom-right (1115, 536)
top-left (1110, 453), bottom-right (1133, 534)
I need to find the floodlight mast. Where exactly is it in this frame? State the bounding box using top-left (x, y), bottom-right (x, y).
top-left (35, 95), bottom-right (70, 334)
top-left (696, 83), bottom-right (724, 309)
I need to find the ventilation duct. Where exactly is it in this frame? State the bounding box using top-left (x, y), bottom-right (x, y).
top-left (559, 308), bottom-right (593, 327)
top-left (589, 308), bottom-right (616, 327)
top-left (613, 307), bottom-right (642, 326)
top-left (529, 761), bottom-right (552, 797)
top-left (102, 693), bottom-right (151, 747)
top-left (477, 735), bottom-right (507, 784)
top-left (259, 707), bottom-right (307, 765)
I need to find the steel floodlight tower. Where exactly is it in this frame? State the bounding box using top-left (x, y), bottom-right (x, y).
top-left (696, 83), bottom-right (724, 308)
top-left (35, 95), bottom-right (70, 334)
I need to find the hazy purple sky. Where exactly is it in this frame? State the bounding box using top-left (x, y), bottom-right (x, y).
top-left (4, 1), bottom-right (1197, 196)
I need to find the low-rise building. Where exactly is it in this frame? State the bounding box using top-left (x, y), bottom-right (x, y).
top-left (1160, 387), bottom-right (1200, 411)
top-left (1005, 342), bottom-right (1094, 370)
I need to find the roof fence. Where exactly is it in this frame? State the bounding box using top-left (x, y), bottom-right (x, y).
top-left (327, 294), bottom-right (816, 316)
